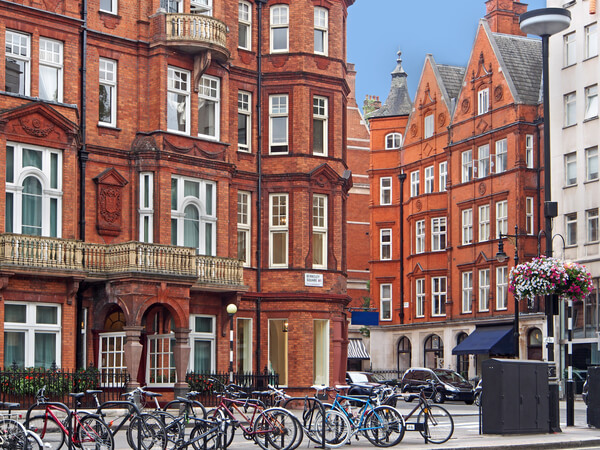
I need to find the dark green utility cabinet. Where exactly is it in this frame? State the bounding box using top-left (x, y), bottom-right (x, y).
top-left (482, 359), bottom-right (549, 434)
top-left (587, 366), bottom-right (600, 428)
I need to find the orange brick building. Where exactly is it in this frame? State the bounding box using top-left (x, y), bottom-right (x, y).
top-left (0, 0), bottom-right (355, 394)
top-left (369, 0), bottom-right (549, 380)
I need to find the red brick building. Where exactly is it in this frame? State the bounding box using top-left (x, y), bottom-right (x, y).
top-left (369, 0), bottom-right (548, 379)
top-left (0, 0), bottom-right (355, 394)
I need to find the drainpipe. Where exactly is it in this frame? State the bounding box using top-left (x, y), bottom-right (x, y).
top-left (398, 172), bottom-right (406, 324)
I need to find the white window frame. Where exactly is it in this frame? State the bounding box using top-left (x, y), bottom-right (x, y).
top-left (198, 75), bottom-right (220, 140)
top-left (462, 208), bottom-right (473, 245)
top-left (147, 333), bottom-right (176, 386)
top-left (313, 320), bottom-right (329, 385)
top-left (99, 0), bottom-right (117, 13)
top-left (431, 217), bottom-right (446, 251)
top-left (439, 161), bottom-right (447, 192)
top-left (189, 315), bottom-right (216, 373)
top-left (385, 133), bottom-right (402, 149)
top-left (424, 114), bottom-right (434, 139)
top-left (566, 213), bottom-right (577, 246)
top-left (586, 147), bottom-right (599, 182)
top-left (564, 31), bottom-right (576, 67)
top-left (462, 150), bottom-right (473, 182)
top-left (526, 134), bottom-right (534, 169)
top-left (238, 91), bottom-right (252, 152)
top-left (424, 166), bottom-right (434, 194)
top-left (526, 197), bottom-right (534, 235)
top-left (98, 332), bottom-right (126, 387)
top-left (312, 194), bottom-right (327, 269)
top-left (380, 228), bottom-right (392, 260)
top-left (237, 191), bottom-right (251, 267)
top-left (314, 7), bottom-right (328, 56)
top-left (565, 152), bottom-right (577, 186)
top-left (270, 5), bottom-right (289, 53)
top-left (39, 38), bottom-right (63, 102)
top-left (380, 177), bottom-right (392, 205)
top-left (478, 144), bottom-right (490, 178)
top-left (167, 66), bottom-right (190, 134)
top-left (99, 58), bottom-right (117, 127)
top-left (496, 266), bottom-right (508, 310)
top-left (565, 92), bottom-right (576, 127)
top-left (587, 208), bottom-right (599, 243)
top-left (269, 94), bottom-right (288, 154)
top-left (479, 269), bottom-right (490, 312)
top-left (416, 278), bottom-right (425, 318)
top-left (380, 284), bottom-right (392, 321)
top-left (496, 200), bottom-right (508, 238)
top-left (236, 317), bottom-right (253, 373)
top-left (268, 319), bottom-right (288, 386)
top-left (238, 1), bottom-right (252, 50)
top-left (585, 84), bottom-right (598, 120)
top-left (585, 23), bottom-right (597, 59)
top-left (139, 172), bottom-right (154, 243)
top-left (415, 220), bottom-right (425, 254)
top-left (5, 30), bottom-right (31, 96)
top-left (4, 302), bottom-right (61, 369)
top-left (478, 88), bottom-right (489, 115)
top-left (313, 96), bottom-right (328, 156)
top-left (462, 272), bottom-right (473, 314)
top-left (269, 193), bottom-right (288, 268)
top-left (431, 277), bottom-right (446, 317)
top-left (410, 170), bottom-right (420, 197)
top-left (495, 139), bottom-right (507, 174)
top-left (479, 204), bottom-right (490, 242)
top-left (191, 0), bottom-right (212, 15)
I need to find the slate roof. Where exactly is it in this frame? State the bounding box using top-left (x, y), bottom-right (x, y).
top-left (436, 64), bottom-right (466, 102)
top-left (490, 32), bottom-right (542, 105)
top-left (370, 51), bottom-right (413, 118)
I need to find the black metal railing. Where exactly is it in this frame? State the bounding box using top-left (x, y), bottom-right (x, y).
top-left (370, 369), bottom-right (405, 383)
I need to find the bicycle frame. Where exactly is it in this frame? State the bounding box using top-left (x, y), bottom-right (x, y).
top-left (331, 393), bottom-right (379, 434)
top-left (215, 395), bottom-right (268, 436)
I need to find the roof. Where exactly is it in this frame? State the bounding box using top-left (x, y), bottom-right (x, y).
top-left (369, 51), bottom-right (413, 118)
top-left (436, 64), bottom-right (466, 102)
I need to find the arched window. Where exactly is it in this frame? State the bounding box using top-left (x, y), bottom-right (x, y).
top-left (397, 336), bottom-right (411, 372)
top-left (456, 332), bottom-right (469, 377)
top-left (184, 204), bottom-right (200, 249)
top-left (385, 133), bottom-right (402, 149)
top-left (22, 176), bottom-right (43, 236)
top-left (424, 334), bottom-right (443, 368)
top-left (527, 327), bottom-right (543, 360)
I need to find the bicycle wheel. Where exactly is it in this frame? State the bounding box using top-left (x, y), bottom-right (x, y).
top-left (0, 418), bottom-right (28, 449)
top-left (75, 414), bottom-right (114, 450)
top-left (26, 414), bottom-right (65, 450)
top-left (253, 407), bottom-right (298, 450)
top-left (417, 404), bottom-right (454, 444)
top-left (363, 406), bottom-right (405, 447)
top-left (188, 417), bottom-right (225, 450)
top-left (206, 408), bottom-right (235, 448)
top-left (303, 405), bottom-right (350, 449)
top-left (163, 399), bottom-right (207, 420)
top-left (151, 411), bottom-right (182, 449)
top-left (127, 414), bottom-right (167, 450)
top-left (26, 429), bottom-right (44, 450)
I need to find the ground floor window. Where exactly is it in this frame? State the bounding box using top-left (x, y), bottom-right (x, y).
top-left (147, 334), bottom-right (176, 386)
top-left (313, 320), bottom-right (329, 385)
top-left (456, 333), bottom-right (469, 377)
top-left (236, 318), bottom-right (252, 373)
top-left (424, 334), bottom-right (443, 368)
top-left (189, 315), bottom-right (215, 373)
top-left (98, 332), bottom-right (126, 387)
top-left (397, 336), bottom-right (411, 372)
top-left (268, 319), bottom-right (288, 385)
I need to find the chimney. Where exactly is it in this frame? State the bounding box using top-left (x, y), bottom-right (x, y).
top-left (347, 63), bottom-right (357, 102)
top-left (485, 0), bottom-right (527, 36)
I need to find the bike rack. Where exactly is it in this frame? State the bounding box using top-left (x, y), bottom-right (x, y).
top-left (281, 396), bottom-right (327, 450)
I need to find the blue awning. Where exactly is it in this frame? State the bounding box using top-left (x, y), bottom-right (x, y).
top-left (452, 325), bottom-right (515, 356)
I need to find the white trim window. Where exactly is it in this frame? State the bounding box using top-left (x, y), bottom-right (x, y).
top-left (189, 315), bottom-right (216, 372)
top-left (269, 94), bottom-right (288, 154)
top-left (313, 96), bottom-right (328, 156)
top-left (171, 175), bottom-right (217, 256)
top-left (99, 58), bottom-right (117, 127)
top-left (415, 220), bottom-right (425, 254)
top-left (432, 277), bottom-right (446, 317)
top-left (270, 5), bottom-right (289, 53)
top-left (161, 0), bottom-right (181, 13)
top-left (191, 0), bottom-right (212, 15)
top-left (380, 284), bottom-right (392, 321)
top-left (5, 30), bottom-right (30, 96)
top-left (313, 320), bottom-right (329, 385)
top-left (312, 194), bottom-right (327, 269)
top-left (479, 204), bottom-right (490, 242)
top-left (167, 67), bottom-right (190, 134)
top-left (478, 88), bottom-right (489, 115)
top-left (236, 318), bottom-right (252, 373)
top-left (585, 23), bottom-right (597, 59)
top-left (380, 177), bottom-right (392, 205)
top-left (238, 1), bottom-right (252, 50)
top-left (462, 272), bottom-right (473, 314)
top-left (5, 142), bottom-right (63, 237)
top-left (39, 38), bottom-right (63, 102)
top-left (410, 170), bottom-right (420, 197)
top-left (386, 133), bottom-right (402, 149)
top-left (526, 134), bottom-right (534, 169)
top-left (314, 7), bottom-right (328, 55)
top-left (98, 332), bottom-right (126, 387)
top-left (564, 31), bottom-right (576, 67)
top-left (587, 208), bottom-right (599, 243)
top-left (565, 152), bottom-right (577, 186)
top-left (416, 279), bottom-right (425, 318)
top-left (566, 213), bottom-right (577, 246)
top-left (496, 200), bottom-right (508, 237)
top-left (139, 172), bottom-right (154, 243)
top-left (479, 268), bottom-right (490, 312)
top-left (147, 333), bottom-right (176, 386)
top-left (198, 75), bottom-right (220, 140)
top-left (237, 191), bottom-right (251, 267)
top-left (564, 92), bottom-right (576, 127)
top-left (526, 197), bottom-right (534, 235)
top-left (424, 114), bottom-right (434, 139)
top-left (439, 161), bottom-right (447, 192)
top-left (495, 139), bottom-right (507, 174)
top-left (238, 91), bottom-right (251, 152)
top-left (587, 147), bottom-right (599, 182)
top-left (269, 193), bottom-right (288, 268)
top-left (424, 166), bottom-right (434, 194)
top-left (100, 0), bottom-right (117, 13)
top-left (478, 144), bottom-right (490, 178)
top-left (585, 85), bottom-right (598, 120)
top-left (496, 266), bottom-right (508, 310)
top-left (431, 217), bottom-right (446, 251)
top-left (380, 228), bottom-right (392, 260)
top-left (462, 208), bottom-right (473, 245)
top-left (4, 303), bottom-right (61, 369)
top-left (462, 150), bottom-right (473, 182)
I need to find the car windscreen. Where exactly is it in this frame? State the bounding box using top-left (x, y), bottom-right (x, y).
top-left (433, 369), bottom-right (467, 383)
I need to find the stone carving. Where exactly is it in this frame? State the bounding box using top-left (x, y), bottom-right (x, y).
top-left (93, 168), bottom-right (128, 237)
top-left (19, 117), bottom-right (55, 137)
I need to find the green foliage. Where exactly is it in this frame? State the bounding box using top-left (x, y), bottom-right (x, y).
top-left (186, 373), bottom-right (221, 393)
top-left (359, 326), bottom-right (370, 338)
top-left (0, 366), bottom-right (101, 397)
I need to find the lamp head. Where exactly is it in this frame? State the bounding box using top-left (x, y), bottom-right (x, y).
top-left (226, 303), bottom-right (238, 315)
top-left (519, 8), bottom-right (571, 37)
top-left (496, 238), bottom-right (508, 263)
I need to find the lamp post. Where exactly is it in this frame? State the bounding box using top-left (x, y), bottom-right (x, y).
top-left (226, 303), bottom-right (238, 383)
top-left (520, 7), bottom-right (571, 432)
top-left (496, 225), bottom-right (527, 358)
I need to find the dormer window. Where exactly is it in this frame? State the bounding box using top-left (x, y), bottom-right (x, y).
top-left (478, 88), bottom-right (489, 115)
top-left (191, 0), bottom-right (212, 15)
top-left (424, 114), bottom-right (434, 138)
top-left (385, 132), bottom-right (402, 149)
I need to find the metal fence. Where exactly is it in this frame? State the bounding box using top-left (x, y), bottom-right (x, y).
top-left (370, 369), bottom-right (405, 382)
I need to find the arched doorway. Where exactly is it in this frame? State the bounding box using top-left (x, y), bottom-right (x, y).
top-left (456, 332), bottom-right (469, 377)
top-left (527, 327), bottom-right (543, 360)
top-left (424, 334), bottom-right (443, 368)
top-left (397, 336), bottom-right (411, 372)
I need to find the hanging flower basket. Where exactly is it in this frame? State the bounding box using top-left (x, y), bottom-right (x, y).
top-left (509, 256), bottom-right (593, 302)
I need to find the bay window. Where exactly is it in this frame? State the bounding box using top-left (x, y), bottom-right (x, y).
top-left (198, 75), bottom-right (220, 139)
top-left (313, 96), bottom-right (328, 155)
top-left (312, 194), bottom-right (327, 269)
top-left (269, 193), bottom-right (288, 267)
top-left (270, 5), bottom-right (289, 53)
top-left (238, 191), bottom-right (251, 266)
top-left (314, 7), bottom-right (328, 55)
top-left (239, 1), bottom-right (252, 50)
top-left (167, 67), bottom-right (190, 134)
top-left (39, 38), bottom-right (63, 102)
top-left (270, 95), bottom-right (288, 154)
top-left (5, 30), bottom-right (30, 96)
top-left (139, 172), bottom-right (154, 243)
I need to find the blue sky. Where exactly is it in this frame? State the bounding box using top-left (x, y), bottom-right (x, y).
top-left (347, 0), bottom-right (546, 108)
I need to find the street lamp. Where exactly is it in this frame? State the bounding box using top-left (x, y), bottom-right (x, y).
top-left (520, 7), bottom-right (571, 432)
top-left (226, 303), bottom-right (238, 383)
top-left (496, 226), bottom-right (527, 358)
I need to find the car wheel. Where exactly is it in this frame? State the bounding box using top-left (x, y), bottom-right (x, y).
top-left (474, 393), bottom-right (481, 406)
top-left (433, 391), bottom-right (445, 404)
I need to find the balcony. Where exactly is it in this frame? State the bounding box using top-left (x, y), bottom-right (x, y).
top-left (151, 13), bottom-right (230, 62)
top-left (0, 234), bottom-right (244, 288)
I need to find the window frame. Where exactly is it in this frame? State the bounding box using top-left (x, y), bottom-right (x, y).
top-left (410, 170), bottom-right (420, 197)
top-left (312, 194), bottom-right (327, 269)
top-left (380, 177), bottom-right (392, 205)
top-left (189, 315), bottom-right (216, 373)
top-left (424, 166), bottom-right (434, 194)
top-left (439, 161), bottom-right (447, 192)
top-left (565, 152), bottom-right (577, 186)
top-left (585, 22), bottom-right (597, 60)
top-left (586, 146), bottom-right (599, 182)
top-left (462, 150), bottom-right (473, 182)
top-left (585, 84), bottom-right (598, 120)
top-left (314, 7), bottom-right (328, 56)
top-left (416, 278), bottom-right (425, 318)
top-left (269, 193), bottom-right (288, 268)
top-left (526, 197), bottom-right (534, 235)
top-left (587, 208), bottom-right (599, 243)
top-left (478, 144), bottom-right (490, 178)
top-left (238, 91), bottom-right (252, 152)
top-left (479, 204), bottom-right (490, 242)
top-left (270, 4), bottom-right (289, 53)
top-left (431, 217), bottom-right (446, 252)
top-left (139, 172), bottom-right (154, 243)
top-left (564, 92), bottom-right (577, 127)
top-left (99, 57), bottom-right (117, 127)
top-left (380, 228), bottom-right (392, 261)
top-left (312, 96), bottom-right (328, 156)
top-left (478, 88), bottom-right (489, 115)
top-left (269, 94), bottom-right (289, 154)
top-left (495, 139), bottom-right (507, 174)
top-left (478, 268), bottom-right (490, 312)
top-left (191, 0), bottom-right (212, 15)
top-left (385, 133), bottom-right (402, 149)
top-left (424, 114), bottom-right (434, 139)
top-left (147, 333), bottom-right (177, 386)
top-left (167, 66), bottom-right (191, 135)
top-left (566, 213), bottom-right (577, 246)
top-left (5, 30), bottom-right (31, 97)
top-left (380, 284), bottom-right (392, 321)
top-left (313, 319), bottom-right (329, 385)
top-left (496, 200), bottom-right (508, 238)
top-left (564, 31), bottom-right (576, 67)
top-left (415, 220), bottom-right (425, 254)
top-left (237, 191), bottom-right (251, 267)
top-left (431, 277), bottom-right (447, 317)
top-left (462, 271), bottom-right (473, 314)
top-left (198, 75), bottom-right (220, 140)
top-left (462, 208), bottom-right (473, 245)
top-left (39, 37), bottom-right (63, 102)
top-left (238, 1), bottom-right (252, 50)
top-left (526, 134), bottom-right (534, 169)
top-left (496, 266), bottom-right (508, 310)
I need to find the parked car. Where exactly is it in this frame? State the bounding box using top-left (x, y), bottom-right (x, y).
top-left (474, 379), bottom-right (482, 406)
top-left (400, 367), bottom-right (475, 404)
top-left (345, 371), bottom-right (383, 397)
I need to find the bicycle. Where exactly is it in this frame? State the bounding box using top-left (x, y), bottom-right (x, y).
top-left (25, 386), bottom-right (113, 450)
top-left (0, 401), bottom-right (43, 450)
